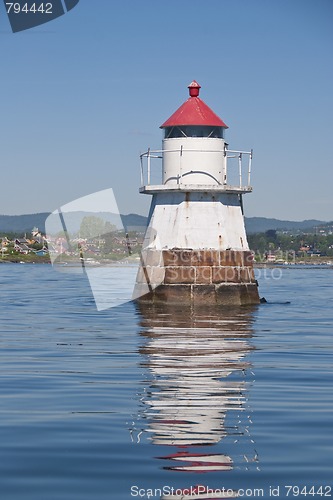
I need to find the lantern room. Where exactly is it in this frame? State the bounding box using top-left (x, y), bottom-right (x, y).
top-left (140, 81), bottom-right (253, 193)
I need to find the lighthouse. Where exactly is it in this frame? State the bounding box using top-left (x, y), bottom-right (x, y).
top-left (135, 81), bottom-right (260, 306)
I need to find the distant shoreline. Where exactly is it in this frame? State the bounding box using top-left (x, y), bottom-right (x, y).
top-left (0, 256), bottom-right (332, 269)
top-left (254, 261), bottom-right (333, 269)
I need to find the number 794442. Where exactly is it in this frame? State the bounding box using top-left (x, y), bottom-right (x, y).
top-left (5, 3), bottom-right (53, 14)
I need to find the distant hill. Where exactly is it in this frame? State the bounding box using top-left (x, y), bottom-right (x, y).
top-left (0, 213), bottom-right (51, 234)
top-left (244, 217), bottom-right (326, 233)
top-left (0, 212), bottom-right (149, 235)
top-left (0, 212), bottom-right (329, 235)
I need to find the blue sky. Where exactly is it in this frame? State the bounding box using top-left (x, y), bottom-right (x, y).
top-left (0, 0), bottom-right (332, 221)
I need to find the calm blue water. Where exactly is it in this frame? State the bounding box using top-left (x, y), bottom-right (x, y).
top-left (0, 264), bottom-right (332, 499)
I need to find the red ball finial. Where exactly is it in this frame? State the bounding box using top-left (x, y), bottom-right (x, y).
top-left (188, 80), bottom-right (201, 97)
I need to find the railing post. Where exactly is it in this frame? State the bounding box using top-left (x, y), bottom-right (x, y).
top-left (147, 148), bottom-right (151, 185)
top-left (248, 149), bottom-right (253, 186)
top-left (238, 153), bottom-right (242, 187)
top-left (223, 145), bottom-right (227, 184)
top-left (140, 154), bottom-right (144, 187)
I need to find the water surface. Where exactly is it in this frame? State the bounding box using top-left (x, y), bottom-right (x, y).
top-left (0, 264), bottom-right (332, 499)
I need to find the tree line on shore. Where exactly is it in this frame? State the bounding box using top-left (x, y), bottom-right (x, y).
top-left (248, 230), bottom-right (333, 258)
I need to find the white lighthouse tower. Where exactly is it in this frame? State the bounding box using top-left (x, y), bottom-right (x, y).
top-left (135, 81), bottom-right (259, 306)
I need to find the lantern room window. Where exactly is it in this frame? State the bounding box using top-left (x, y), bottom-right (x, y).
top-left (164, 126), bottom-right (224, 139)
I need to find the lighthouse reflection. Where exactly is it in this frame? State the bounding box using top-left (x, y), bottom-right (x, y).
top-left (134, 304), bottom-right (259, 477)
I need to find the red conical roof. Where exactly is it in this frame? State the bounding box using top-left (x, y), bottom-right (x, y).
top-left (160, 80), bottom-right (228, 129)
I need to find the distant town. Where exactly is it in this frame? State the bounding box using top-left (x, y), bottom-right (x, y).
top-left (0, 218), bottom-right (144, 264)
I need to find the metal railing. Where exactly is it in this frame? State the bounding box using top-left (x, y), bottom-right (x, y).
top-left (140, 147), bottom-right (253, 189)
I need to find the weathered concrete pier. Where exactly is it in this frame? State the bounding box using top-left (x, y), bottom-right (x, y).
top-left (135, 81), bottom-right (259, 306)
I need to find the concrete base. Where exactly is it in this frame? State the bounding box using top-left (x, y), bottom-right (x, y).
top-left (137, 282), bottom-right (260, 306)
top-left (134, 249), bottom-right (260, 306)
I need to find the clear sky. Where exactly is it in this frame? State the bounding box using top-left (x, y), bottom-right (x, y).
top-left (0, 0), bottom-right (332, 221)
